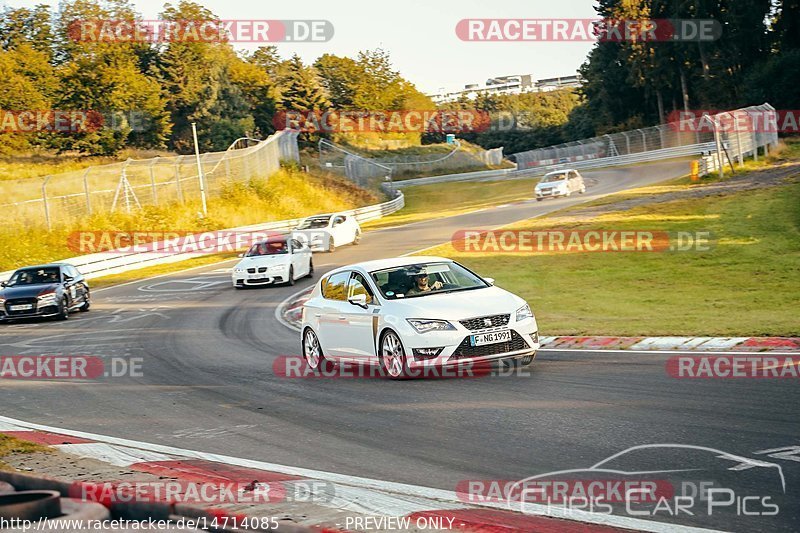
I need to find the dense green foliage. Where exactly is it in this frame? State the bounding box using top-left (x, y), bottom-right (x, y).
top-left (0, 0), bottom-right (432, 155)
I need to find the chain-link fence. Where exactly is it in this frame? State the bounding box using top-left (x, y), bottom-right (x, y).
top-left (319, 138), bottom-right (506, 186)
top-left (512, 104), bottom-right (778, 171)
top-left (0, 130), bottom-right (300, 229)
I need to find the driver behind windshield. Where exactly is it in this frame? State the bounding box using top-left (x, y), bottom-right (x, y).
top-left (406, 272), bottom-right (443, 295)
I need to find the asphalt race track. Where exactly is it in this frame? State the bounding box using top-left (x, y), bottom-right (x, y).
top-left (2, 160), bottom-right (798, 532)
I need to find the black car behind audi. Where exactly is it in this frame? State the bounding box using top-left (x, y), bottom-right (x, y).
top-left (0, 263), bottom-right (90, 321)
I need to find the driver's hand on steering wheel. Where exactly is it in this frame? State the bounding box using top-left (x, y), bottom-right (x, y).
top-left (431, 281), bottom-right (443, 290)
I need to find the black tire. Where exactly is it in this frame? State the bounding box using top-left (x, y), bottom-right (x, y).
top-left (286, 266), bottom-right (295, 286)
top-left (536, 198), bottom-right (543, 202)
top-left (504, 353), bottom-right (535, 368)
top-left (353, 231), bottom-right (361, 245)
top-left (305, 258), bottom-right (314, 278)
top-left (56, 297), bottom-right (69, 320)
top-left (79, 292), bottom-right (90, 312)
top-left (328, 241), bottom-right (336, 253)
top-left (379, 330), bottom-right (410, 379)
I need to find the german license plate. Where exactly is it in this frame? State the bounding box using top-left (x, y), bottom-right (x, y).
top-left (470, 330), bottom-right (511, 346)
top-left (9, 304), bottom-right (33, 311)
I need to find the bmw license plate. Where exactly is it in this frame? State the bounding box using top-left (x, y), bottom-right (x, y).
top-left (9, 304), bottom-right (33, 311)
top-left (470, 330), bottom-right (512, 346)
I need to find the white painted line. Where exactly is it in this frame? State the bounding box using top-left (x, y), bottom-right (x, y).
top-left (55, 442), bottom-right (176, 467)
top-left (0, 415), bottom-right (723, 533)
top-left (93, 258), bottom-right (236, 293)
top-left (274, 287), bottom-right (312, 333)
top-left (0, 421), bottom-right (29, 431)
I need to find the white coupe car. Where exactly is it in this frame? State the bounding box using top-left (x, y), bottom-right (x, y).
top-left (535, 169), bottom-right (586, 201)
top-left (232, 235), bottom-right (313, 288)
top-left (300, 256), bottom-right (539, 378)
top-left (292, 213), bottom-right (362, 252)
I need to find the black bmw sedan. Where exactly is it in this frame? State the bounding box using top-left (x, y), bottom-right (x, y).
top-left (0, 264), bottom-right (90, 321)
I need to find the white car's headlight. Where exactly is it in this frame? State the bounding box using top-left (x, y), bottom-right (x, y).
top-left (37, 292), bottom-right (57, 306)
top-left (407, 319), bottom-right (455, 333)
top-left (234, 268), bottom-right (245, 273)
top-left (516, 304), bottom-right (533, 322)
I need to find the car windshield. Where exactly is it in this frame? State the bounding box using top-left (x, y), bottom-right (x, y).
top-left (297, 216), bottom-right (330, 230)
top-left (246, 241), bottom-right (288, 256)
top-left (7, 267), bottom-right (60, 286)
top-left (542, 173), bottom-right (568, 183)
top-left (371, 262), bottom-right (488, 299)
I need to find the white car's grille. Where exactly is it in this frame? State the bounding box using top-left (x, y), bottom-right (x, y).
top-left (459, 314), bottom-right (510, 331)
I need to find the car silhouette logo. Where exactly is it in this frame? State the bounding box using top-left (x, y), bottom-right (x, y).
top-left (484, 318), bottom-right (493, 327)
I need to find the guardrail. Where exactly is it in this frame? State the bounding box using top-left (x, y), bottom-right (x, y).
top-left (0, 192), bottom-right (404, 282)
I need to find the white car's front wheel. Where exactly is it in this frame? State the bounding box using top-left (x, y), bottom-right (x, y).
top-left (303, 328), bottom-right (330, 371)
top-left (353, 230), bottom-right (361, 245)
top-left (379, 330), bottom-right (408, 379)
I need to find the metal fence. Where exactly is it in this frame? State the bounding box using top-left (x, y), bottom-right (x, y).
top-left (319, 138), bottom-right (506, 186)
top-left (512, 103), bottom-right (779, 171)
top-left (0, 130), bottom-right (300, 229)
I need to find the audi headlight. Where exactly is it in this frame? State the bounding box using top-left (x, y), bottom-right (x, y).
top-left (37, 292), bottom-right (57, 306)
top-left (516, 304), bottom-right (533, 322)
top-left (407, 319), bottom-right (455, 334)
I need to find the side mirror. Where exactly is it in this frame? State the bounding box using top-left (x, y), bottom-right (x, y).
top-left (348, 293), bottom-right (368, 309)
top-left (0, 281), bottom-right (6, 287)
top-left (483, 277), bottom-right (495, 286)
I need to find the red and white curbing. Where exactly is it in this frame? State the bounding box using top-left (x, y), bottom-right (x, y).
top-left (277, 288), bottom-right (799, 354)
top-left (0, 416), bottom-right (725, 533)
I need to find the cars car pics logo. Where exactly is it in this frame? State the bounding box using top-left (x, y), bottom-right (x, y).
top-left (480, 444), bottom-right (786, 518)
top-left (667, 355), bottom-right (800, 379)
top-left (451, 230), bottom-right (715, 253)
top-left (68, 19), bottom-right (333, 43)
top-left (455, 18), bottom-right (722, 42)
top-left (0, 356), bottom-right (143, 380)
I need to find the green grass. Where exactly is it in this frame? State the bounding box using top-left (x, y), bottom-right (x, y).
top-left (365, 176), bottom-right (539, 229)
top-left (425, 177), bottom-right (800, 337)
top-left (1, 168), bottom-right (378, 271)
top-left (0, 433), bottom-right (50, 472)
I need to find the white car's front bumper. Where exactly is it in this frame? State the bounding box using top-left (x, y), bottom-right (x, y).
top-left (232, 269), bottom-right (289, 286)
top-left (398, 315), bottom-right (539, 369)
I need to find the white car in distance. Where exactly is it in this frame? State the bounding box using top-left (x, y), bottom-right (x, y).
top-left (535, 169), bottom-right (586, 201)
top-left (293, 213), bottom-right (361, 252)
top-left (301, 256), bottom-right (539, 379)
top-left (232, 235), bottom-right (312, 288)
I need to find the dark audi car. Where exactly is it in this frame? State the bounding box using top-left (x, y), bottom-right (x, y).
top-left (0, 264), bottom-right (90, 321)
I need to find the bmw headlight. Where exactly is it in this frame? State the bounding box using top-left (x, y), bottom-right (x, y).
top-left (407, 319), bottom-right (455, 333)
top-left (516, 304), bottom-right (533, 322)
top-left (37, 292), bottom-right (57, 306)
top-left (234, 268), bottom-right (245, 273)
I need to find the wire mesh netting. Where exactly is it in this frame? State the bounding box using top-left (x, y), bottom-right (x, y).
top-left (1, 131), bottom-right (300, 229)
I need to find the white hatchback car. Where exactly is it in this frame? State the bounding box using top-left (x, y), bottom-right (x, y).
top-left (293, 213), bottom-right (362, 252)
top-left (535, 169), bottom-right (586, 201)
top-left (232, 235), bottom-right (313, 288)
top-left (300, 256), bottom-right (539, 378)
